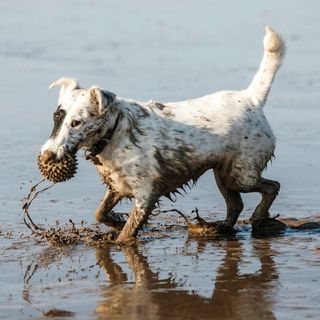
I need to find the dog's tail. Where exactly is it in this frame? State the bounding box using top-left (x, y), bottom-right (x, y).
top-left (246, 26), bottom-right (285, 107)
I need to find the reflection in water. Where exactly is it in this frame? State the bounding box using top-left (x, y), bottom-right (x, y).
top-left (211, 240), bottom-right (277, 319)
top-left (95, 238), bottom-right (278, 320)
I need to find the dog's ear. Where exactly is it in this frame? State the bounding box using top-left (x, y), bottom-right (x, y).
top-left (49, 77), bottom-right (80, 98)
top-left (89, 87), bottom-right (116, 115)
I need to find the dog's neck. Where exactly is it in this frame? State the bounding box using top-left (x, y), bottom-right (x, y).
top-left (85, 99), bottom-right (148, 164)
top-left (86, 112), bottom-right (121, 158)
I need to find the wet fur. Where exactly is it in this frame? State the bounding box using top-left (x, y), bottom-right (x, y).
top-left (41, 27), bottom-right (285, 242)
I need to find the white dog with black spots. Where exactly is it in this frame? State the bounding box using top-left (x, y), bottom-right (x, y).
top-left (41, 26), bottom-right (286, 242)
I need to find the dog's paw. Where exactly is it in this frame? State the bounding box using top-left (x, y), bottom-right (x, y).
top-left (214, 220), bottom-right (237, 234)
top-left (252, 218), bottom-right (287, 237)
top-left (98, 210), bottom-right (127, 230)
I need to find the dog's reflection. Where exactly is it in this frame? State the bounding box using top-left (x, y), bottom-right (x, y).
top-left (95, 238), bottom-right (278, 320)
top-left (96, 246), bottom-right (173, 317)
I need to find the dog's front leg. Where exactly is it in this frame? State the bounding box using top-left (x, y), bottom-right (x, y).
top-left (116, 199), bottom-right (154, 243)
top-left (95, 189), bottom-right (125, 230)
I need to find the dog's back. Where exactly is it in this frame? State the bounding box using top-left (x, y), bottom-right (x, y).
top-left (125, 27), bottom-right (285, 193)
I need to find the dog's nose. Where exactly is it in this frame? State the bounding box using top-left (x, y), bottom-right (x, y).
top-left (41, 150), bottom-right (55, 163)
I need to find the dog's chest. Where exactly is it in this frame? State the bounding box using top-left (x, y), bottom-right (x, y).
top-left (95, 159), bottom-right (134, 197)
top-left (93, 142), bottom-right (156, 198)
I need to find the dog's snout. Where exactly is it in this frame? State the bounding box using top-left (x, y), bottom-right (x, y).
top-left (41, 150), bottom-right (55, 163)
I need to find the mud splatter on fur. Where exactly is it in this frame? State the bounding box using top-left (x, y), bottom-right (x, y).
top-left (39, 27), bottom-right (286, 242)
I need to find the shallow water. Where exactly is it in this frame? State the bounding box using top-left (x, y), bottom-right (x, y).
top-left (1, 0), bottom-right (320, 319)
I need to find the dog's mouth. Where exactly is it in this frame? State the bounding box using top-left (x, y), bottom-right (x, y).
top-left (37, 152), bottom-right (78, 183)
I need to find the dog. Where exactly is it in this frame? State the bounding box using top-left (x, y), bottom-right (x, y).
top-left (40, 26), bottom-right (285, 242)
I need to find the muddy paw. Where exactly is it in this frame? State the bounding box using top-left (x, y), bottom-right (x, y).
top-left (213, 220), bottom-right (237, 235)
top-left (252, 218), bottom-right (287, 237)
top-left (99, 210), bottom-right (127, 230)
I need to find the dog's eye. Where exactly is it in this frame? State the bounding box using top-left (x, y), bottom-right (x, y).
top-left (71, 120), bottom-right (81, 128)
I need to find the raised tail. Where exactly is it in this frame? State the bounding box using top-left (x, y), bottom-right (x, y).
top-left (246, 26), bottom-right (285, 107)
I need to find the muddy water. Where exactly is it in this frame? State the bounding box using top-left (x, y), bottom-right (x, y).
top-left (1, 0), bottom-right (320, 319)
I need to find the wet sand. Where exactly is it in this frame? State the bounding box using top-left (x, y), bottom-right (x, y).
top-left (1, 1), bottom-right (320, 319)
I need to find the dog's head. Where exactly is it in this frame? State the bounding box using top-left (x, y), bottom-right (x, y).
top-left (39, 77), bottom-right (117, 181)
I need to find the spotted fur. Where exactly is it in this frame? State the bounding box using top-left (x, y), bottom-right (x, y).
top-left (41, 27), bottom-right (285, 242)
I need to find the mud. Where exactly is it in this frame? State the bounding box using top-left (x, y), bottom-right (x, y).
top-left (21, 180), bottom-right (320, 248)
top-left (22, 182), bottom-right (320, 249)
top-left (1, 0), bottom-right (320, 319)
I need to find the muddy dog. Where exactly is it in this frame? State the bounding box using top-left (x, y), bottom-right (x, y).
top-left (40, 26), bottom-right (285, 242)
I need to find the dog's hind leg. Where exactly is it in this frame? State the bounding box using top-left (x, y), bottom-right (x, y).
top-left (214, 170), bottom-right (244, 227)
top-left (95, 189), bottom-right (125, 230)
top-left (226, 157), bottom-right (286, 235)
top-left (250, 177), bottom-right (280, 221)
top-left (248, 177), bottom-right (286, 235)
